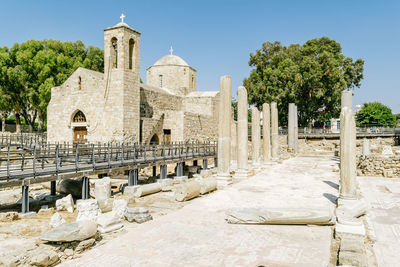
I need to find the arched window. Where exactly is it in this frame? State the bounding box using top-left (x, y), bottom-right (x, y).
top-left (159, 75), bottom-right (163, 88)
top-left (73, 110), bottom-right (86, 123)
top-left (78, 76), bottom-right (82, 90)
top-left (129, 39), bottom-right (134, 70)
top-left (150, 134), bottom-right (159, 145)
top-left (111, 37), bottom-right (118, 68)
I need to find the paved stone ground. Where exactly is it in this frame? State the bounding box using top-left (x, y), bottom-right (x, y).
top-left (61, 156), bottom-right (339, 267)
top-left (359, 177), bottom-right (400, 267)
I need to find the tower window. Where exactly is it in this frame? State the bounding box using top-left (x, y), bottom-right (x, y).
top-left (159, 75), bottom-right (163, 88)
top-left (129, 39), bottom-right (134, 70)
top-left (192, 75), bottom-right (195, 88)
top-left (78, 76), bottom-right (82, 90)
top-left (111, 37), bottom-right (118, 68)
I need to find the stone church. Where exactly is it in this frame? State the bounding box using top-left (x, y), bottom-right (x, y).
top-left (47, 16), bottom-right (219, 144)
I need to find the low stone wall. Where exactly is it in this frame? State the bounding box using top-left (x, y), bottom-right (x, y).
top-left (357, 155), bottom-right (400, 178)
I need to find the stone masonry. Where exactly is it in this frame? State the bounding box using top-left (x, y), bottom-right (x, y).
top-left (47, 16), bottom-right (219, 144)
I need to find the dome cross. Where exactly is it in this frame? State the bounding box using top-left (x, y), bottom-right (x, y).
top-left (169, 46), bottom-right (174, 55)
top-left (120, 13), bottom-right (126, 23)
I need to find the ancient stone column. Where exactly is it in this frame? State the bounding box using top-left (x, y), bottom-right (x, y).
top-left (288, 103), bottom-right (295, 151)
top-left (262, 103), bottom-right (271, 163)
top-left (362, 138), bottom-right (370, 157)
top-left (270, 102), bottom-right (279, 161)
top-left (237, 86), bottom-right (249, 172)
top-left (217, 76), bottom-right (232, 186)
top-left (294, 104), bottom-right (298, 154)
top-left (230, 111), bottom-right (238, 167)
top-left (339, 107), bottom-right (357, 199)
top-left (341, 90), bottom-right (352, 110)
top-left (251, 107), bottom-right (261, 166)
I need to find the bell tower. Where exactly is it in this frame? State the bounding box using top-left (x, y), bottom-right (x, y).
top-left (104, 13), bottom-right (141, 81)
top-left (103, 14), bottom-right (141, 142)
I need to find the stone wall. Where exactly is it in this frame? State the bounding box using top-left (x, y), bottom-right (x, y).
top-left (182, 93), bottom-right (219, 142)
top-left (140, 85), bottom-right (184, 142)
top-left (47, 68), bottom-right (110, 143)
top-left (357, 155), bottom-right (400, 178)
top-left (183, 112), bottom-right (218, 142)
top-left (146, 64), bottom-right (196, 96)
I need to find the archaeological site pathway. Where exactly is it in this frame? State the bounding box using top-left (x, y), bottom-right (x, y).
top-left (61, 155), bottom-right (338, 267)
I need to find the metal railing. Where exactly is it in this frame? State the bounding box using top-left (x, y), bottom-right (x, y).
top-left (277, 127), bottom-right (398, 136)
top-left (0, 141), bottom-right (217, 183)
top-left (0, 132), bottom-right (47, 148)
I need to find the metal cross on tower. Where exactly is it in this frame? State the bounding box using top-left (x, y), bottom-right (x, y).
top-left (120, 13), bottom-right (126, 23)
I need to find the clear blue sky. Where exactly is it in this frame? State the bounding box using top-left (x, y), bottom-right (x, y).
top-left (1, 0), bottom-right (399, 113)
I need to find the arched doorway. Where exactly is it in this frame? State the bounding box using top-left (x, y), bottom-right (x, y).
top-left (72, 110), bottom-right (87, 143)
top-left (150, 134), bottom-right (159, 145)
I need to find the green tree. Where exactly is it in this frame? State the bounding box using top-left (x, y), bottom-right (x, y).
top-left (0, 47), bottom-right (12, 131)
top-left (232, 98), bottom-right (252, 122)
top-left (395, 114), bottom-right (400, 126)
top-left (243, 37), bottom-right (364, 125)
top-left (0, 40), bottom-right (104, 132)
top-left (356, 102), bottom-right (396, 127)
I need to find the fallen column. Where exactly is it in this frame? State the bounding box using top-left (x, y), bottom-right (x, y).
top-left (197, 178), bottom-right (217, 194)
top-left (174, 180), bottom-right (201, 202)
top-left (124, 183), bottom-right (162, 198)
top-left (226, 207), bottom-right (334, 225)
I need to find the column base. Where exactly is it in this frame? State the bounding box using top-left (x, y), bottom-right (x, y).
top-left (123, 185), bottom-right (140, 196)
top-left (336, 222), bottom-right (366, 236)
top-left (233, 169), bottom-right (253, 180)
top-left (215, 173), bottom-right (232, 189)
top-left (19, 211), bottom-right (36, 218)
top-left (263, 160), bottom-right (277, 166)
top-left (173, 176), bottom-right (188, 183)
top-left (157, 178), bottom-right (174, 186)
top-left (336, 197), bottom-right (366, 225)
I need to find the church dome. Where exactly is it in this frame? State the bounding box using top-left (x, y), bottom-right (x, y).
top-left (153, 55), bottom-right (189, 67)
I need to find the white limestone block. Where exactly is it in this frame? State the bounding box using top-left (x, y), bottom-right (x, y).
top-left (112, 199), bottom-right (128, 220)
top-left (226, 207), bottom-right (334, 225)
top-left (56, 194), bottom-right (74, 213)
top-left (381, 145), bottom-right (393, 156)
top-left (174, 181), bottom-right (201, 202)
top-left (50, 212), bottom-right (65, 228)
top-left (124, 183), bottom-right (162, 198)
top-left (94, 177), bottom-right (111, 200)
top-left (198, 178), bottom-right (217, 194)
top-left (76, 199), bottom-right (100, 222)
top-left (97, 211), bottom-right (123, 233)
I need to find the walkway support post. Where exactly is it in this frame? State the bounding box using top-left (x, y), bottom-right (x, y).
top-left (50, 181), bottom-right (56, 196)
top-left (82, 176), bottom-right (89, 200)
top-left (21, 180), bottom-right (29, 213)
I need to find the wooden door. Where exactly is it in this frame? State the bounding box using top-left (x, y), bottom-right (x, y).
top-left (74, 127), bottom-right (87, 143)
top-left (163, 129), bottom-right (171, 145)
